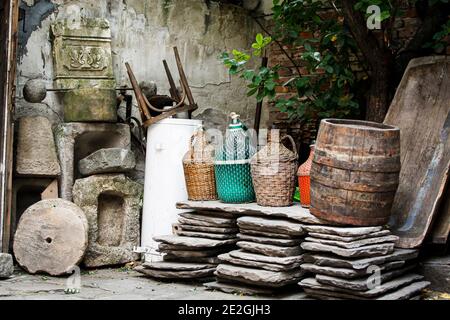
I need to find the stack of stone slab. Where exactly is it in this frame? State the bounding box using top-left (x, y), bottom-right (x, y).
top-left (207, 215), bottom-right (307, 294)
top-left (135, 210), bottom-right (238, 280)
top-left (298, 225), bottom-right (430, 300)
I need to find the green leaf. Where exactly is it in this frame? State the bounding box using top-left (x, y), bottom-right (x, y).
top-left (256, 33), bottom-right (264, 45)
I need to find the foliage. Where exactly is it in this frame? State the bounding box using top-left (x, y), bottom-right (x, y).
top-left (221, 0), bottom-right (449, 123)
top-left (424, 19), bottom-right (450, 51)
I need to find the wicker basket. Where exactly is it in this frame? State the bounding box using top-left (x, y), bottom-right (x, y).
top-left (250, 132), bottom-right (298, 207)
top-left (183, 129), bottom-right (217, 201)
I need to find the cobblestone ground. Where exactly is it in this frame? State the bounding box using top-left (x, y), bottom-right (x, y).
top-left (0, 267), bottom-right (306, 300)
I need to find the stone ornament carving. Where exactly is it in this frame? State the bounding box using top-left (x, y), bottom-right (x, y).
top-left (67, 46), bottom-right (108, 71)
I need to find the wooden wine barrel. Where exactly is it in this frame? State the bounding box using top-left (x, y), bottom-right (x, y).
top-left (310, 119), bottom-right (401, 226)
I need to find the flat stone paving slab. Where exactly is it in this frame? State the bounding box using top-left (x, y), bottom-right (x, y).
top-left (135, 265), bottom-right (216, 279)
top-left (174, 230), bottom-right (237, 240)
top-left (154, 235), bottom-right (237, 249)
top-left (176, 224), bottom-right (238, 234)
top-left (304, 249), bottom-right (419, 270)
top-left (142, 261), bottom-right (215, 271)
top-left (237, 241), bottom-right (303, 257)
top-left (315, 265), bottom-right (416, 291)
top-left (308, 230), bottom-right (391, 242)
top-left (178, 217), bottom-right (234, 228)
top-left (299, 274), bottom-right (424, 298)
top-left (177, 201), bottom-right (326, 224)
top-left (301, 261), bottom-right (406, 279)
top-left (301, 242), bottom-right (395, 258)
top-left (237, 233), bottom-right (302, 246)
top-left (179, 212), bottom-right (236, 226)
top-left (301, 279), bottom-right (430, 300)
top-left (305, 235), bottom-right (399, 249)
top-left (239, 228), bottom-right (294, 239)
top-left (237, 216), bottom-right (305, 236)
top-left (204, 281), bottom-right (311, 299)
top-left (218, 253), bottom-right (300, 272)
top-left (159, 249), bottom-right (226, 258)
top-left (229, 250), bottom-right (304, 266)
top-left (216, 264), bottom-right (305, 288)
top-left (302, 225), bottom-right (384, 237)
top-left (163, 255), bottom-right (220, 265)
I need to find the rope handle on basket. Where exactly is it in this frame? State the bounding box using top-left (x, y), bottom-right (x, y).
top-left (189, 129), bottom-right (207, 161)
top-left (281, 134), bottom-right (298, 159)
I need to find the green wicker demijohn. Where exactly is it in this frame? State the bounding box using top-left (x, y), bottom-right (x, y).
top-left (214, 113), bottom-right (256, 203)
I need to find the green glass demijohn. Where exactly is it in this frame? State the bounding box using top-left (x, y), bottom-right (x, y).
top-left (214, 113), bottom-right (256, 203)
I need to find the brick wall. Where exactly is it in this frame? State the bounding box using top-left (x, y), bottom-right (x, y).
top-left (265, 4), bottom-right (450, 161)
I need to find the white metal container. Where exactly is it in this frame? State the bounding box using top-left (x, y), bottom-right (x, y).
top-left (141, 118), bottom-right (202, 262)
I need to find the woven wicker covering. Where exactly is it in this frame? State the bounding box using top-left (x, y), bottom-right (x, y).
top-left (250, 132), bottom-right (298, 207)
top-left (183, 129), bottom-right (217, 201)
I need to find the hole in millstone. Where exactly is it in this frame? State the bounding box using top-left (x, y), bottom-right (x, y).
top-left (46, 237), bottom-right (52, 244)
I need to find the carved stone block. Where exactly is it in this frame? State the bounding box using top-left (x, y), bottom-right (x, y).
top-left (51, 18), bottom-right (117, 122)
top-left (55, 122), bottom-right (130, 201)
top-left (72, 174), bottom-right (143, 268)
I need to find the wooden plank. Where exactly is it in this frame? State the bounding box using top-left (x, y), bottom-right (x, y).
top-left (41, 179), bottom-right (59, 200)
top-left (384, 56), bottom-right (450, 249)
top-left (0, 0), bottom-right (19, 253)
top-left (176, 200), bottom-right (327, 225)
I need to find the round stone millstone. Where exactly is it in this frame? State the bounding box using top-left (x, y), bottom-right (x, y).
top-left (13, 199), bottom-right (88, 276)
top-left (23, 79), bottom-right (47, 103)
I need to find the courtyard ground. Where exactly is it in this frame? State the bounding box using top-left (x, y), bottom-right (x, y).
top-left (1, 266), bottom-right (448, 300)
top-left (0, 267), bottom-right (307, 300)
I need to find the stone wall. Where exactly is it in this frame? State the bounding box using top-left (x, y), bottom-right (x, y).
top-left (15, 0), bottom-right (271, 184)
top-left (15, 0), bottom-right (268, 132)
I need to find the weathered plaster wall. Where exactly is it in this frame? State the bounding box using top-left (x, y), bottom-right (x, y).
top-left (15, 0), bottom-right (268, 130)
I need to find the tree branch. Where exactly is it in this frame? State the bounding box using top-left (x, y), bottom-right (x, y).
top-left (251, 15), bottom-right (304, 78)
top-left (340, 0), bottom-right (391, 71)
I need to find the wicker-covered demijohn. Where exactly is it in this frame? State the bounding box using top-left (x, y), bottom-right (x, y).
top-left (183, 129), bottom-right (218, 201)
top-left (250, 131), bottom-right (298, 207)
top-left (214, 113), bottom-right (256, 203)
